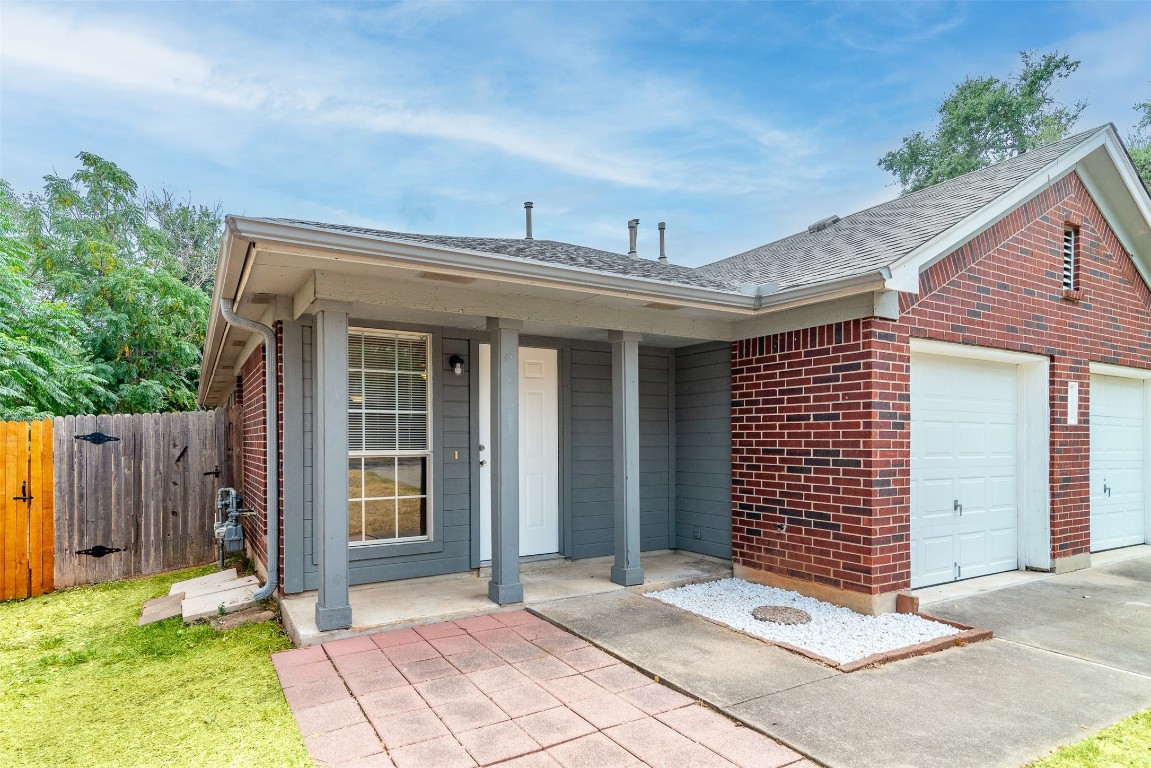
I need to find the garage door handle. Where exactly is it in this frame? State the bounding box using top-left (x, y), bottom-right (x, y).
top-left (1103, 484), bottom-right (1111, 497)
top-left (953, 499), bottom-right (963, 516)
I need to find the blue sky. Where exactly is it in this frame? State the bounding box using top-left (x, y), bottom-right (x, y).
top-left (2, 1), bottom-right (1149, 266)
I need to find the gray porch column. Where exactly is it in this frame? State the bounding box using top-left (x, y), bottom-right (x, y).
top-left (313, 307), bottom-right (352, 630)
top-left (610, 331), bottom-right (644, 586)
top-left (488, 317), bottom-right (524, 604)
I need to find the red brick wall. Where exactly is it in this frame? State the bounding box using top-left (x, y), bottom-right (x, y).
top-left (732, 172), bottom-right (1151, 597)
top-left (236, 321), bottom-right (286, 589)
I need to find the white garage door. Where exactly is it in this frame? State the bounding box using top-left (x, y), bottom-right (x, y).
top-left (1090, 374), bottom-right (1147, 551)
top-left (911, 354), bottom-right (1019, 588)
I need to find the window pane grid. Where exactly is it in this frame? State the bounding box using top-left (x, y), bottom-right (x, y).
top-left (347, 329), bottom-right (432, 545)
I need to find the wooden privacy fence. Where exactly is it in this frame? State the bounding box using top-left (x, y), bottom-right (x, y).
top-left (51, 410), bottom-right (234, 589)
top-left (1, 419), bottom-right (54, 601)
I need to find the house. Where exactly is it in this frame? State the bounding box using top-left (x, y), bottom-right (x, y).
top-left (197, 124), bottom-right (1151, 630)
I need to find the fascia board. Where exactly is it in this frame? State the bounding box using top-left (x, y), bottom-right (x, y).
top-left (1075, 140), bottom-right (1151, 291)
top-left (228, 217), bottom-right (758, 312)
top-left (886, 128), bottom-right (1109, 289)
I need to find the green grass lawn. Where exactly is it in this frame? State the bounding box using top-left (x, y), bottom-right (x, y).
top-left (1030, 708), bottom-right (1151, 767)
top-left (0, 566), bottom-right (311, 768)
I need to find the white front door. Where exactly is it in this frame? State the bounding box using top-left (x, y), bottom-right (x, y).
top-left (479, 345), bottom-right (560, 560)
top-left (1090, 374), bottom-right (1147, 551)
top-left (911, 353), bottom-right (1020, 588)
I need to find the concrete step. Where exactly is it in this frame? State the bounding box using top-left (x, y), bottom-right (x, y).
top-left (182, 574), bottom-right (260, 600)
top-left (139, 593), bottom-right (185, 626)
top-left (169, 568), bottom-right (237, 596)
top-left (182, 583), bottom-right (260, 623)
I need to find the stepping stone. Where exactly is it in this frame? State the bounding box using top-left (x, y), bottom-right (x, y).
top-left (139, 593), bottom-right (185, 626)
top-left (182, 584), bottom-right (260, 623)
top-left (169, 568), bottom-right (237, 596)
top-left (182, 575), bottom-right (260, 599)
top-left (210, 607), bottom-right (275, 631)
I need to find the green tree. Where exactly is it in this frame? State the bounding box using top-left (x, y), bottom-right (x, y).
top-left (8, 153), bottom-right (217, 414)
top-left (880, 51), bottom-right (1086, 193)
top-left (0, 182), bottom-right (108, 419)
top-left (1127, 99), bottom-right (1151, 188)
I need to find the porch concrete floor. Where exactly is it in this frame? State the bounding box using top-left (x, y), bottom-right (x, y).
top-left (282, 551), bottom-right (731, 647)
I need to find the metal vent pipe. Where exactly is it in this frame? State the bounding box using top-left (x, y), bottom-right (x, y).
top-left (658, 222), bottom-right (667, 264)
top-left (628, 219), bottom-right (639, 259)
top-left (524, 202), bottom-right (534, 240)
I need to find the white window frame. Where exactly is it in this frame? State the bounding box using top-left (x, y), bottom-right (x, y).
top-left (347, 328), bottom-right (433, 546)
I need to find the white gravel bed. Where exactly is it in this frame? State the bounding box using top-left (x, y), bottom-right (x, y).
top-left (647, 578), bottom-right (960, 665)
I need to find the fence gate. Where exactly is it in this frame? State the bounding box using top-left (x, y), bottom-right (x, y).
top-left (1, 419), bottom-right (54, 601)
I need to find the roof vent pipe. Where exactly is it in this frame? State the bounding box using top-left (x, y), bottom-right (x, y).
top-left (628, 219), bottom-right (639, 259)
top-left (219, 298), bottom-right (278, 602)
top-left (524, 202), bottom-right (534, 240)
top-left (658, 222), bottom-right (667, 265)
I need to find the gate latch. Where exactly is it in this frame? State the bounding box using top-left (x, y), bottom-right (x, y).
top-left (12, 481), bottom-right (33, 503)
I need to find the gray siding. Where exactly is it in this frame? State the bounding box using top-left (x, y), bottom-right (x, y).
top-left (568, 342), bottom-right (672, 559)
top-left (675, 342), bottom-right (732, 558)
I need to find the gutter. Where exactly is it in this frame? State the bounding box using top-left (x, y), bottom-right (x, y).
top-left (219, 297), bottom-right (279, 601)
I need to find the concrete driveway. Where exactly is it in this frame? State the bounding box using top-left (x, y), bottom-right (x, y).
top-left (532, 552), bottom-right (1151, 768)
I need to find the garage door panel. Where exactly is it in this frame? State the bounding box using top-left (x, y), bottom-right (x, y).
top-left (1090, 374), bottom-right (1147, 552)
top-left (912, 353), bottom-right (1020, 588)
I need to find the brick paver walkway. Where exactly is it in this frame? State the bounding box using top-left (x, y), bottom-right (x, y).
top-left (273, 610), bottom-right (813, 767)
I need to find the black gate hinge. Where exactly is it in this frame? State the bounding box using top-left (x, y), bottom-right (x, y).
top-left (75, 432), bottom-right (120, 445)
top-left (77, 545), bottom-right (123, 558)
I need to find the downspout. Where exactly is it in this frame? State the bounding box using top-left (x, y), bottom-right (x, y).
top-left (219, 297), bottom-right (279, 601)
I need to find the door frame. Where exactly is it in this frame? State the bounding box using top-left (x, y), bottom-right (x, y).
top-left (1088, 362), bottom-right (1151, 550)
top-left (909, 339), bottom-right (1051, 583)
top-left (469, 337), bottom-right (569, 567)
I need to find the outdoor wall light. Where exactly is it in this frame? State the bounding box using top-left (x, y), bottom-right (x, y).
top-left (448, 354), bottom-right (465, 376)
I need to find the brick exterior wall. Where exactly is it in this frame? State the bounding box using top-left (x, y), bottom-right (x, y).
top-left (235, 322), bottom-right (286, 590)
top-left (732, 172), bottom-right (1151, 601)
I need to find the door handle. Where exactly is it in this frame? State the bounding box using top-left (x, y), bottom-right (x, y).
top-left (953, 499), bottom-right (963, 516)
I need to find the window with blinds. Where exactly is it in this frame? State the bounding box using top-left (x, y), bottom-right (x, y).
top-left (347, 329), bottom-right (431, 544)
top-left (1063, 226), bottom-right (1078, 291)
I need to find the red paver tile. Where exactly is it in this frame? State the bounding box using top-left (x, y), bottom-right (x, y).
top-left (618, 683), bottom-right (693, 715)
top-left (455, 614), bottom-right (505, 633)
top-left (272, 644), bottom-right (327, 670)
top-left (529, 632), bottom-right (590, 655)
top-left (603, 718), bottom-right (693, 763)
top-left (546, 732), bottom-right (640, 768)
top-left (490, 753), bottom-right (562, 767)
top-left (323, 635), bottom-right (380, 657)
top-left (583, 664), bottom-right (650, 693)
top-left (514, 707), bottom-right (596, 748)
top-left (389, 734), bottom-right (477, 768)
top-left (468, 664), bottom-right (532, 694)
top-left (416, 622), bottom-right (467, 640)
top-left (277, 659), bottom-right (339, 687)
top-left (432, 634), bottom-right (485, 656)
top-left (294, 697), bottom-right (367, 737)
top-left (472, 627), bottom-right (527, 646)
top-left (699, 727), bottom-right (801, 768)
top-left (371, 627), bottom-right (422, 648)
top-left (384, 640), bottom-right (441, 666)
top-left (359, 686), bottom-right (429, 722)
top-left (566, 693), bottom-right (646, 730)
top-left (488, 682), bottom-right (562, 718)
top-left (456, 719), bottom-right (541, 766)
top-left (397, 657), bottom-right (460, 684)
top-left (655, 704), bottom-right (737, 742)
top-left (492, 610), bottom-right (539, 627)
top-left (645, 743), bottom-right (736, 768)
top-left (304, 722), bottom-right (383, 765)
top-left (556, 646), bottom-right (616, 673)
top-left (514, 656), bottom-right (579, 682)
top-left (435, 697), bottom-right (510, 733)
top-left (447, 648), bottom-right (507, 673)
top-left (332, 649), bottom-right (395, 676)
top-left (415, 675), bottom-right (487, 707)
top-left (344, 665), bottom-right (409, 697)
top-left (540, 674), bottom-right (607, 704)
top-left (336, 753), bottom-right (397, 768)
top-left (372, 708), bottom-right (450, 749)
top-left (282, 676), bottom-right (352, 710)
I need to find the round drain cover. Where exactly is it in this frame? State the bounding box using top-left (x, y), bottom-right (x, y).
top-left (751, 605), bottom-right (811, 625)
